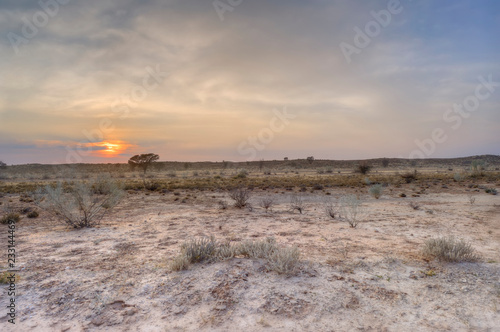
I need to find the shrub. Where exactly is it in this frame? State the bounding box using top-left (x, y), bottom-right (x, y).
top-left (229, 187), bottom-right (251, 208)
top-left (1, 212), bottom-right (20, 225)
top-left (409, 202), bottom-right (420, 210)
top-left (180, 236), bottom-right (218, 263)
top-left (401, 170), bottom-right (418, 183)
top-left (34, 179), bottom-right (123, 228)
top-left (170, 237), bottom-right (300, 275)
top-left (339, 195), bottom-right (364, 228)
top-left (453, 173), bottom-right (464, 182)
top-left (470, 160), bottom-right (486, 177)
top-left (485, 188), bottom-right (498, 195)
top-left (259, 197), bottom-right (275, 212)
top-left (289, 194), bottom-right (305, 214)
top-left (233, 169), bottom-right (248, 179)
top-left (355, 162), bottom-right (371, 175)
top-left (422, 236), bottom-right (481, 262)
top-left (238, 237), bottom-right (277, 259)
top-left (324, 199), bottom-right (338, 219)
top-left (170, 255), bottom-right (190, 271)
top-left (368, 184), bottom-right (383, 199)
top-left (218, 200), bottom-right (228, 210)
top-left (267, 246), bottom-right (300, 275)
top-left (27, 210), bottom-right (39, 218)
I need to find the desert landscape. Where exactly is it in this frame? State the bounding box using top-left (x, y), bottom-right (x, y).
top-left (1, 1), bottom-right (499, 331)
top-left (1, 157), bottom-right (499, 331)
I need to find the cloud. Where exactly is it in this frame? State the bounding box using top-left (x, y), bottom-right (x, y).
top-left (0, 0), bottom-right (499, 164)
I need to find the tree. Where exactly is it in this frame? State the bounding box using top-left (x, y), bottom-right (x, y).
top-left (355, 162), bottom-right (371, 175)
top-left (128, 153), bottom-right (159, 175)
top-left (0, 161), bottom-right (6, 169)
top-left (307, 156), bottom-right (314, 164)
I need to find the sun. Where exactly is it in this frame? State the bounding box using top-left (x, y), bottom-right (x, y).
top-left (90, 140), bottom-right (133, 158)
top-left (102, 142), bottom-right (120, 154)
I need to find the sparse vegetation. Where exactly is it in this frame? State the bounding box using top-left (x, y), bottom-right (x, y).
top-left (259, 196), bottom-right (275, 212)
top-left (289, 194), bottom-right (305, 214)
top-left (422, 236), bottom-right (481, 262)
top-left (229, 187), bottom-right (251, 208)
top-left (34, 179), bottom-right (123, 228)
top-left (27, 210), bottom-right (39, 218)
top-left (368, 184), bottom-right (383, 199)
top-left (401, 170), bottom-right (418, 183)
top-left (339, 195), bottom-right (364, 228)
top-left (409, 202), bottom-right (421, 210)
top-left (128, 153), bottom-right (160, 187)
top-left (170, 236), bottom-right (300, 275)
top-left (324, 199), bottom-right (338, 219)
top-left (485, 187), bottom-right (497, 195)
top-left (1, 212), bottom-right (20, 225)
top-left (355, 162), bottom-right (371, 175)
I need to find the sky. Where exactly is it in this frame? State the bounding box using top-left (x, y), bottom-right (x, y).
top-left (0, 0), bottom-right (499, 165)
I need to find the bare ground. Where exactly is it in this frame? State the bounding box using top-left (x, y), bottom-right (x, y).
top-left (1, 183), bottom-right (499, 331)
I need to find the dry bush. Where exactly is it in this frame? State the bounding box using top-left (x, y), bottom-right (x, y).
top-left (259, 196), bottom-right (275, 212)
top-left (339, 195), bottom-right (364, 228)
top-left (27, 210), bottom-right (39, 218)
top-left (238, 237), bottom-right (278, 259)
top-left (34, 179), bottom-right (123, 228)
top-left (1, 212), bottom-right (20, 225)
top-left (289, 194), bottom-right (305, 214)
top-left (401, 170), bottom-right (418, 183)
top-left (324, 199), bottom-right (339, 219)
top-left (218, 200), bottom-right (228, 210)
top-left (409, 202), bottom-right (421, 210)
top-left (355, 162), bottom-right (372, 175)
top-left (170, 255), bottom-right (190, 271)
top-left (422, 236), bottom-right (481, 262)
top-left (267, 246), bottom-right (300, 275)
top-left (368, 184), bottom-right (383, 199)
top-left (467, 194), bottom-right (476, 205)
top-left (180, 236), bottom-right (219, 263)
top-left (229, 187), bottom-right (251, 208)
top-left (170, 237), bottom-right (300, 275)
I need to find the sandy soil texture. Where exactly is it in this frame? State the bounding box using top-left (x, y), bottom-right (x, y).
top-left (1, 183), bottom-right (499, 331)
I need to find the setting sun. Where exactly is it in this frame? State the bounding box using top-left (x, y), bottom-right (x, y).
top-left (91, 141), bottom-right (133, 158)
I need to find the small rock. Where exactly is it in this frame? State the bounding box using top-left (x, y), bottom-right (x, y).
top-left (61, 324), bottom-right (71, 332)
top-left (215, 304), bottom-right (227, 311)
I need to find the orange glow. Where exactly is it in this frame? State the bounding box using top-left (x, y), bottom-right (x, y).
top-left (90, 140), bottom-right (134, 157)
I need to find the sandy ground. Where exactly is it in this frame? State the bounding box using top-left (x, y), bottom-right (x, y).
top-left (1, 183), bottom-right (499, 331)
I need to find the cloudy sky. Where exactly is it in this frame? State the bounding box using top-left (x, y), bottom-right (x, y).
top-left (0, 0), bottom-right (499, 164)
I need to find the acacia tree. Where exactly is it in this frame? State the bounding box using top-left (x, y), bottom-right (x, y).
top-left (128, 154), bottom-right (159, 187)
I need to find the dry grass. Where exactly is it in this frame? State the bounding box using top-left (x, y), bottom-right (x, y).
top-left (170, 237), bottom-right (301, 275)
top-left (0, 212), bottom-right (20, 225)
top-left (422, 236), bottom-right (481, 262)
